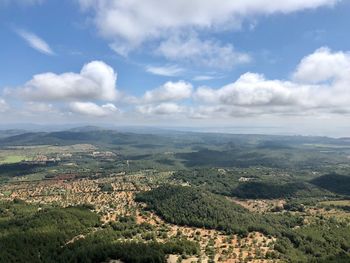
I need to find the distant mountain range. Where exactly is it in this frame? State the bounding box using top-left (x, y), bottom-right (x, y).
top-left (1, 126), bottom-right (350, 149)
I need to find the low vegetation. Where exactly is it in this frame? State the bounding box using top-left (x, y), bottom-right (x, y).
top-left (0, 128), bottom-right (350, 262)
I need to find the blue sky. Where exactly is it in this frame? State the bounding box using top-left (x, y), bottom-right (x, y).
top-left (1, 0), bottom-right (350, 136)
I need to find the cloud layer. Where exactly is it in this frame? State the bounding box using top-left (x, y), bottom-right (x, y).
top-left (3, 47), bottom-right (350, 120)
top-left (70, 102), bottom-right (118, 117)
top-left (137, 102), bottom-right (186, 115)
top-left (79, 0), bottom-right (338, 55)
top-left (193, 47), bottom-right (350, 117)
top-left (157, 35), bottom-right (251, 69)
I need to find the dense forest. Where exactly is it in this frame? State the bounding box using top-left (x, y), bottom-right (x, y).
top-left (0, 201), bottom-right (199, 263)
top-left (0, 201), bottom-right (99, 262)
top-left (172, 169), bottom-right (330, 199)
top-left (310, 173), bottom-right (350, 196)
top-left (136, 185), bottom-right (303, 236)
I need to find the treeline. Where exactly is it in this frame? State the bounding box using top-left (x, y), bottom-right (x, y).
top-left (0, 162), bottom-right (42, 177)
top-left (175, 149), bottom-right (281, 168)
top-left (175, 145), bottom-right (345, 170)
top-left (172, 168), bottom-right (240, 196)
top-left (172, 169), bottom-right (328, 199)
top-left (310, 173), bottom-right (350, 196)
top-left (61, 231), bottom-right (199, 263)
top-left (232, 181), bottom-right (309, 199)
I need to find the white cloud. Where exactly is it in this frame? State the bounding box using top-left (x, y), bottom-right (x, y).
top-left (193, 75), bottom-right (218, 81)
top-left (293, 47), bottom-right (350, 83)
top-left (78, 0), bottom-right (338, 55)
top-left (157, 35), bottom-right (251, 69)
top-left (195, 73), bottom-right (308, 106)
top-left (0, 98), bottom-right (8, 112)
top-left (146, 65), bottom-right (184, 77)
top-left (70, 102), bottom-right (118, 117)
top-left (143, 81), bottom-right (192, 103)
top-left (16, 29), bottom-right (54, 55)
top-left (19, 61), bottom-right (118, 101)
top-left (137, 102), bottom-right (185, 115)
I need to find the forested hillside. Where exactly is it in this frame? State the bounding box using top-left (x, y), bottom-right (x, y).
top-left (137, 185), bottom-right (350, 262)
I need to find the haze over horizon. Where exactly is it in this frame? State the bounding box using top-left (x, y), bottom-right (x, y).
top-left (1, 3), bottom-right (350, 261)
top-left (1, 0), bottom-right (350, 136)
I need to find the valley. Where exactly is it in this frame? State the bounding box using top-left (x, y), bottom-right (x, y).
top-left (0, 128), bottom-right (349, 262)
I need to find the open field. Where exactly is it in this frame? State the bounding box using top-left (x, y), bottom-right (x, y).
top-left (319, 200), bottom-right (350, 206)
top-left (0, 155), bottom-right (27, 164)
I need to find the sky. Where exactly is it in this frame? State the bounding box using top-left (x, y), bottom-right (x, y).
top-left (1, 0), bottom-right (350, 136)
